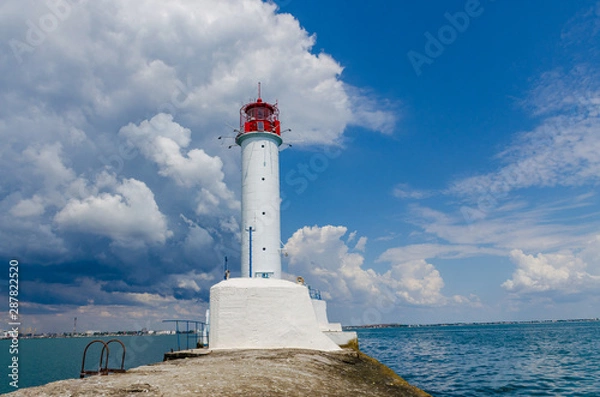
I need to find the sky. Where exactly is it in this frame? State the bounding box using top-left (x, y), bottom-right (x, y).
top-left (1, 0), bottom-right (599, 333)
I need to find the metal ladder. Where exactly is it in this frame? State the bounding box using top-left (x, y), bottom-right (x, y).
top-left (80, 339), bottom-right (126, 378)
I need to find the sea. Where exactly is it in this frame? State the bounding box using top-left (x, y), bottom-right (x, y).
top-left (1, 321), bottom-right (599, 396)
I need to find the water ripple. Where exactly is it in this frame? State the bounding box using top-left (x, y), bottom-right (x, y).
top-left (357, 322), bottom-right (600, 396)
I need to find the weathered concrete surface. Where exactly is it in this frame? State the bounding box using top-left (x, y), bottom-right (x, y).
top-left (7, 349), bottom-right (431, 397)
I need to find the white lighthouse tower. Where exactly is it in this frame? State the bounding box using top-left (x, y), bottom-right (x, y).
top-left (236, 90), bottom-right (282, 279)
top-left (208, 87), bottom-right (354, 351)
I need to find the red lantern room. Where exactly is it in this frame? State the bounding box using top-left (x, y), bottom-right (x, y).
top-left (239, 85), bottom-right (281, 137)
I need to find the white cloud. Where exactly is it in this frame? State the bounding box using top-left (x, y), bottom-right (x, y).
top-left (0, 0), bottom-right (395, 266)
top-left (119, 113), bottom-right (238, 214)
top-left (285, 225), bottom-right (473, 308)
top-left (450, 114), bottom-right (600, 200)
top-left (0, 0), bottom-right (397, 331)
top-left (2, 0), bottom-right (393, 145)
top-left (10, 194), bottom-right (45, 217)
top-left (354, 236), bottom-right (368, 252)
top-left (345, 85), bottom-right (398, 135)
top-left (449, 62), bottom-right (600, 202)
top-left (54, 175), bottom-right (172, 247)
top-left (285, 225), bottom-right (370, 302)
top-left (393, 183), bottom-right (434, 200)
top-left (581, 235), bottom-right (600, 272)
top-left (393, 12), bottom-right (600, 310)
top-left (382, 260), bottom-right (446, 306)
top-left (502, 249), bottom-right (600, 294)
top-left (408, 201), bottom-right (596, 254)
top-left (379, 243), bottom-right (504, 263)
top-left (23, 142), bottom-right (76, 188)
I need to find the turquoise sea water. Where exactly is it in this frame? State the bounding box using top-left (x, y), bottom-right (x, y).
top-left (0, 334), bottom-right (180, 394)
top-left (1, 321), bottom-right (599, 395)
top-left (357, 321), bottom-right (600, 396)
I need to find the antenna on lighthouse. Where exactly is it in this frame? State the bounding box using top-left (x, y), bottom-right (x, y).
top-left (258, 82), bottom-right (261, 99)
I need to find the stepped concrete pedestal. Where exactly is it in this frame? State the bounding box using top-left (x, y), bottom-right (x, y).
top-left (311, 297), bottom-right (359, 348)
top-left (209, 278), bottom-right (341, 351)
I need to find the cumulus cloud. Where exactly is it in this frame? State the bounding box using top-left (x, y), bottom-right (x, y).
top-left (2, 0), bottom-right (394, 144)
top-left (119, 113), bottom-right (238, 214)
top-left (382, 260), bottom-right (446, 306)
top-left (285, 225), bottom-right (371, 302)
top-left (23, 142), bottom-right (76, 188)
top-left (502, 249), bottom-right (600, 294)
top-left (0, 0), bottom-right (394, 257)
top-left (284, 225), bottom-right (474, 309)
top-left (55, 174), bottom-right (172, 247)
top-left (10, 194), bottom-right (45, 217)
top-left (0, 0), bottom-right (398, 330)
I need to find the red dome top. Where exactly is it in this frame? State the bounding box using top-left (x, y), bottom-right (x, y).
top-left (239, 96), bottom-right (281, 136)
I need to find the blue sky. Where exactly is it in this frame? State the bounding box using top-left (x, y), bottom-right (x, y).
top-left (1, 0), bottom-right (600, 333)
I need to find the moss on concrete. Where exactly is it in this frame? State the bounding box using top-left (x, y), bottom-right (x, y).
top-left (338, 336), bottom-right (360, 351)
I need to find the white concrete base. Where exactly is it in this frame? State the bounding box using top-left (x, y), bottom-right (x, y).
top-left (312, 299), bottom-right (343, 332)
top-left (209, 278), bottom-right (340, 351)
top-left (324, 331), bottom-right (359, 349)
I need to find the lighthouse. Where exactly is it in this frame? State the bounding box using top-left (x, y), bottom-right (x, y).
top-left (236, 90), bottom-right (283, 279)
top-left (208, 88), bottom-right (354, 351)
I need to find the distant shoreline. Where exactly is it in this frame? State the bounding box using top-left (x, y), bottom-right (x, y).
top-left (343, 317), bottom-right (600, 330)
top-left (3, 318), bottom-right (598, 339)
top-left (0, 330), bottom-right (176, 340)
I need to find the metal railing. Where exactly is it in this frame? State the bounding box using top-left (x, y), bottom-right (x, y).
top-left (308, 286), bottom-right (322, 300)
top-left (162, 320), bottom-right (208, 351)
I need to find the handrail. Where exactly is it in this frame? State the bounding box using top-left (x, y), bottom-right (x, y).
top-left (162, 319), bottom-right (207, 350)
top-left (308, 286), bottom-right (322, 300)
